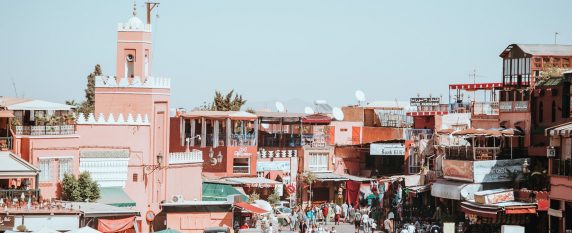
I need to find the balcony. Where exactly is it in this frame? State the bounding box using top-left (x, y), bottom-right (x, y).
top-left (258, 149), bottom-right (298, 159)
top-left (0, 189), bottom-right (40, 200)
top-left (259, 134), bottom-right (303, 147)
top-left (169, 151), bottom-right (203, 164)
top-left (14, 125), bottom-right (76, 136)
top-left (499, 101), bottom-right (529, 113)
top-left (445, 146), bottom-right (501, 160)
top-left (233, 166), bottom-right (250, 174)
top-left (551, 159), bottom-right (572, 177)
top-left (0, 137), bottom-right (12, 151)
top-left (472, 102), bottom-right (499, 116)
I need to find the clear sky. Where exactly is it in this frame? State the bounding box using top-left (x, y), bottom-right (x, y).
top-left (1, 1), bottom-right (571, 112)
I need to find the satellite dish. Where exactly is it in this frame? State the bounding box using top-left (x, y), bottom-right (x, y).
top-left (304, 107), bottom-right (315, 115)
top-left (314, 100), bottom-right (327, 105)
top-left (355, 90), bottom-right (366, 102)
top-left (332, 107), bottom-right (344, 121)
top-left (275, 101), bottom-right (285, 112)
top-left (261, 123), bottom-right (269, 129)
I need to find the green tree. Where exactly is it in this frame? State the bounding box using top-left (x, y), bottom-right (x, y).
top-left (267, 192), bottom-right (281, 206)
top-left (248, 192), bottom-right (260, 204)
top-left (78, 64), bottom-right (102, 115)
top-left (201, 90), bottom-right (247, 111)
top-left (61, 172), bottom-right (100, 202)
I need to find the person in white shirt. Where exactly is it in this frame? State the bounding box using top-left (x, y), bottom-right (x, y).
top-left (342, 203), bottom-right (349, 223)
top-left (334, 204), bottom-right (342, 225)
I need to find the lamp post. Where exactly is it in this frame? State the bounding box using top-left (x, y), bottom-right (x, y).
top-left (521, 160), bottom-right (530, 189)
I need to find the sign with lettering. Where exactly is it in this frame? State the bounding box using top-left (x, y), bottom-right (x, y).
top-left (231, 147), bottom-right (255, 157)
top-left (256, 161), bottom-right (291, 172)
top-left (410, 97), bottom-right (441, 106)
top-left (443, 158), bottom-right (529, 183)
top-left (370, 143), bottom-right (405, 156)
top-left (0, 215), bottom-right (14, 230)
top-left (473, 158), bottom-right (529, 183)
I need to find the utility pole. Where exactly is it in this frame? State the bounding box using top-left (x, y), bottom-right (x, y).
top-left (11, 78), bottom-right (18, 97)
top-left (145, 2), bottom-right (160, 25)
top-left (555, 32), bottom-right (559, 44)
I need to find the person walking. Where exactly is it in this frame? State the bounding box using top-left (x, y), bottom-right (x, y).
top-left (334, 204), bottom-right (342, 225)
top-left (348, 205), bottom-right (356, 224)
top-left (342, 202), bottom-right (349, 223)
top-left (321, 204), bottom-right (329, 225)
top-left (354, 209), bottom-right (362, 233)
top-left (289, 211), bottom-right (297, 231)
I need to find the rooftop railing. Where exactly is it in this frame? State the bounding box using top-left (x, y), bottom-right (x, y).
top-left (169, 151), bottom-right (203, 164)
top-left (14, 125), bottom-right (76, 136)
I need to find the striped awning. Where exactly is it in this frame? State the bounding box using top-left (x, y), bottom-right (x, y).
top-left (406, 111), bottom-right (448, 116)
top-left (546, 122), bottom-right (572, 137)
top-left (449, 83), bottom-right (503, 91)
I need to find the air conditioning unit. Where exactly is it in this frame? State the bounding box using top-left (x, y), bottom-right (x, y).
top-left (547, 146), bottom-right (558, 158)
top-left (171, 195), bottom-right (184, 203)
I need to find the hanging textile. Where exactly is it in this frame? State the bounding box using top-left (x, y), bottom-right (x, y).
top-left (345, 180), bottom-right (361, 208)
top-left (98, 216), bottom-right (135, 233)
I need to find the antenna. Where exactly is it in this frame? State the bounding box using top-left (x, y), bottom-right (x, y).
top-left (332, 107), bottom-right (344, 121)
top-left (355, 90), bottom-right (366, 105)
top-left (304, 107), bottom-right (315, 115)
top-left (555, 32), bottom-right (560, 44)
top-left (145, 1), bottom-right (160, 25)
top-left (11, 78), bottom-right (18, 97)
top-left (275, 101), bottom-right (285, 112)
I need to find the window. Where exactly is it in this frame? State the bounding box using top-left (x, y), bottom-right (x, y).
top-left (233, 158), bottom-right (250, 174)
top-left (539, 102), bottom-right (544, 123)
top-left (39, 159), bottom-right (51, 181)
top-left (58, 158), bottom-right (72, 180)
top-left (132, 173), bottom-right (138, 182)
top-left (308, 152), bottom-right (328, 172)
top-left (340, 128), bottom-right (348, 132)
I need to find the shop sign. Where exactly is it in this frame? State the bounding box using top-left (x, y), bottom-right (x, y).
top-left (256, 161), bottom-right (290, 172)
top-left (443, 160), bottom-right (474, 182)
top-left (0, 216), bottom-right (14, 230)
top-left (548, 208), bottom-right (563, 218)
top-left (370, 143), bottom-right (405, 156)
top-left (232, 147), bottom-right (255, 157)
top-left (473, 158), bottom-right (528, 183)
top-left (410, 97), bottom-right (440, 106)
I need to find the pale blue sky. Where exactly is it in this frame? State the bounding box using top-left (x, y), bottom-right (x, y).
top-left (1, 1), bottom-right (571, 111)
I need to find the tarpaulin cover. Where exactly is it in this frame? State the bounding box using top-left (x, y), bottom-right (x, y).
top-left (346, 181), bottom-right (360, 208)
top-left (97, 216), bottom-right (135, 233)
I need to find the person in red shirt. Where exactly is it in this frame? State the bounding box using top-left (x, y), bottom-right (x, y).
top-left (240, 223), bottom-right (249, 229)
top-left (322, 204), bottom-right (329, 225)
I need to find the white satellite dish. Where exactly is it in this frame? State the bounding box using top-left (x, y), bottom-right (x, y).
top-left (355, 90), bottom-right (366, 102)
top-left (332, 107), bottom-right (344, 121)
top-left (261, 123), bottom-right (269, 129)
top-left (275, 101), bottom-right (285, 112)
top-left (304, 107), bottom-right (315, 115)
top-left (314, 100), bottom-right (327, 105)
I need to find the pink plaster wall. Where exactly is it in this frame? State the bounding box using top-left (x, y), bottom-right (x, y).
top-left (166, 164), bottom-right (203, 201)
top-left (166, 212), bottom-right (232, 233)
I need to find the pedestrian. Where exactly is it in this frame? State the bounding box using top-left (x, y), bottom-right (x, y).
top-left (334, 204), bottom-right (341, 225)
top-left (354, 209), bottom-right (362, 233)
top-left (384, 217), bottom-right (394, 233)
top-left (306, 207), bottom-right (315, 226)
top-left (290, 211), bottom-right (297, 231)
top-left (322, 204), bottom-right (329, 225)
top-left (361, 212), bottom-right (370, 233)
top-left (330, 226), bottom-right (337, 233)
top-left (342, 202), bottom-right (349, 223)
top-left (348, 205), bottom-right (356, 224)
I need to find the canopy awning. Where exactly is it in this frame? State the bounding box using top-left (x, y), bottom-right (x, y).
top-left (301, 114), bottom-right (332, 124)
top-left (234, 202), bottom-right (269, 215)
top-left (449, 83), bottom-right (503, 91)
top-left (460, 201), bottom-right (537, 218)
top-left (98, 187), bottom-right (136, 207)
top-left (6, 100), bottom-right (75, 111)
top-left (202, 182), bottom-right (247, 202)
top-left (0, 152), bottom-right (39, 178)
top-left (406, 111), bottom-right (448, 116)
top-left (546, 122), bottom-right (572, 137)
top-left (431, 179), bottom-right (484, 200)
top-left (224, 177), bottom-right (280, 188)
top-left (313, 172), bottom-right (349, 182)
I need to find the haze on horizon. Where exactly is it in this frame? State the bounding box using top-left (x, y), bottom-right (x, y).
top-left (1, 0), bottom-right (571, 112)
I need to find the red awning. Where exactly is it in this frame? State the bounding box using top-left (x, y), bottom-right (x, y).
top-left (234, 202), bottom-right (269, 215)
top-left (406, 111), bottom-right (448, 116)
top-left (460, 202), bottom-right (499, 218)
top-left (449, 83), bottom-right (503, 91)
top-left (97, 216), bottom-right (135, 233)
top-left (505, 206), bottom-right (536, 214)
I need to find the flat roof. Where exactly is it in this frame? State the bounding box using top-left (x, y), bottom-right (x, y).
top-left (61, 202), bottom-right (139, 217)
top-left (181, 111), bottom-right (257, 120)
top-left (161, 201), bottom-right (231, 207)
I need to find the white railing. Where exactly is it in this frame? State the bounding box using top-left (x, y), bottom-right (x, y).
top-left (514, 101), bottom-right (529, 112)
top-left (258, 149), bottom-right (297, 158)
top-left (499, 101), bottom-right (529, 112)
top-left (499, 102), bottom-right (513, 112)
top-left (169, 151), bottom-right (203, 164)
top-left (472, 102), bottom-right (499, 115)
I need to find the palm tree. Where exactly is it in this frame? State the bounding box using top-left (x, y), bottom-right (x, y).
top-left (203, 90), bottom-right (247, 111)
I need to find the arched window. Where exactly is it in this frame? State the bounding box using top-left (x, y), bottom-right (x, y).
top-left (552, 100), bottom-right (556, 122)
top-left (539, 102), bottom-right (544, 123)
